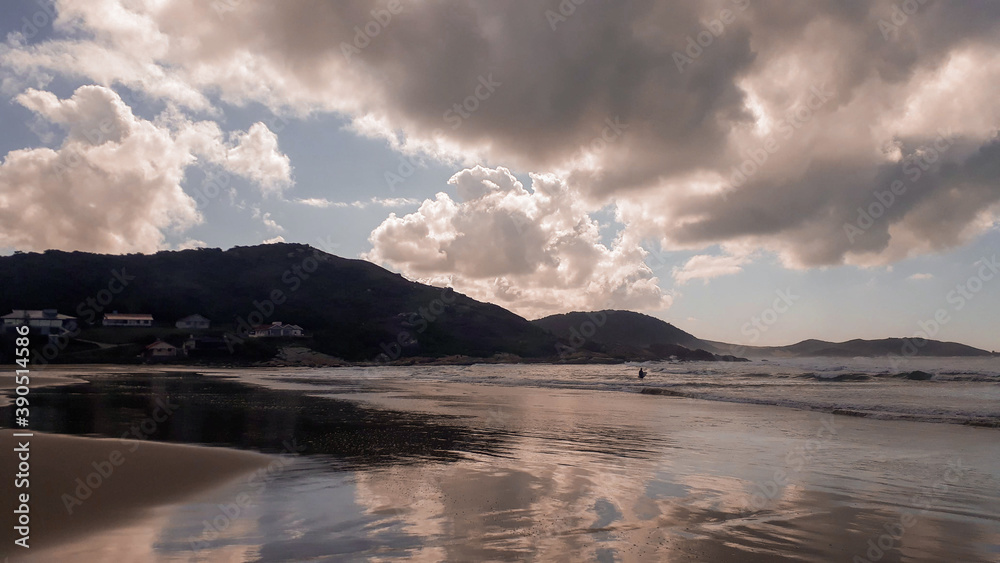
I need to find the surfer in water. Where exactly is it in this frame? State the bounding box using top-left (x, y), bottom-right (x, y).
top-left (638, 368), bottom-right (646, 380)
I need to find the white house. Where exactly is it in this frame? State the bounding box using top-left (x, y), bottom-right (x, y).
top-left (103, 313), bottom-right (154, 327)
top-left (249, 322), bottom-right (305, 338)
top-left (144, 340), bottom-right (178, 359)
top-left (175, 314), bottom-right (211, 330)
top-left (2, 309), bottom-right (77, 336)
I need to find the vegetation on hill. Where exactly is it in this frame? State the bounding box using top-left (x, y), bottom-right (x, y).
top-left (531, 310), bottom-right (746, 362)
top-left (0, 243), bottom-right (556, 363)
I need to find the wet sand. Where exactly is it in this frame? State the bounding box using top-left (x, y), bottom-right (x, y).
top-left (0, 370), bottom-right (87, 408)
top-left (0, 430), bottom-right (272, 560)
top-left (0, 368), bottom-right (998, 561)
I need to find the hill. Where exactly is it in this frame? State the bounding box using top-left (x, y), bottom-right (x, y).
top-left (700, 337), bottom-right (995, 358)
top-left (1, 245), bottom-right (992, 364)
top-left (533, 310), bottom-right (699, 347)
top-left (0, 244), bottom-right (556, 362)
top-left (531, 311), bottom-right (745, 362)
top-left (532, 311), bottom-right (993, 359)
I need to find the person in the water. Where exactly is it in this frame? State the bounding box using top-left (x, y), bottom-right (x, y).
top-left (638, 368), bottom-right (646, 379)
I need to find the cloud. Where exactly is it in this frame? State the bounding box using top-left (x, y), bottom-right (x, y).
top-left (224, 122), bottom-right (293, 196)
top-left (251, 207), bottom-right (284, 233)
top-left (672, 253), bottom-right (751, 285)
top-left (177, 238), bottom-right (206, 250)
top-left (262, 235), bottom-right (286, 244)
top-left (365, 166), bottom-right (671, 319)
top-left (295, 198), bottom-right (346, 208)
top-left (0, 85), bottom-right (200, 253)
top-left (907, 273), bottom-right (933, 281)
top-left (0, 85), bottom-right (291, 253)
top-left (295, 196), bottom-right (420, 209)
top-left (1, 0), bottom-right (998, 276)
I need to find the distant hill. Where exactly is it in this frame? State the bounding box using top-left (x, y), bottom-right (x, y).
top-left (533, 310), bottom-right (699, 347)
top-left (531, 311), bottom-right (745, 361)
top-left (700, 337), bottom-right (995, 358)
top-left (532, 310), bottom-right (994, 359)
top-left (0, 244), bottom-right (556, 361)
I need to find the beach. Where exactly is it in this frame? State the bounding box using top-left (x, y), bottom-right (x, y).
top-left (0, 428), bottom-right (273, 560)
top-left (1, 364), bottom-right (998, 561)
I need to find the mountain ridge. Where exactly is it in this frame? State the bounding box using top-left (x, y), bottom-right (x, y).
top-left (0, 244), bottom-right (993, 363)
top-left (532, 310), bottom-right (995, 358)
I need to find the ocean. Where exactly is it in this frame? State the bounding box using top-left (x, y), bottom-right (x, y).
top-left (3, 358), bottom-right (999, 561)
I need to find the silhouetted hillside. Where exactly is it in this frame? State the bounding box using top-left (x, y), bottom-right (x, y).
top-left (699, 337), bottom-right (993, 358)
top-left (534, 311), bottom-right (993, 359)
top-left (0, 244), bottom-right (556, 361)
top-left (532, 311), bottom-right (745, 361)
top-left (533, 310), bottom-right (699, 347)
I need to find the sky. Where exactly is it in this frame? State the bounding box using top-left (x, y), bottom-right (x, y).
top-left (0, 0), bottom-right (998, 351)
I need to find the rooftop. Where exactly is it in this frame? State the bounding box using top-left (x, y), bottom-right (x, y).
top-left (104, 313), bottom-right (154, 320)
top-left (3, 309), bottom-right (75, 320)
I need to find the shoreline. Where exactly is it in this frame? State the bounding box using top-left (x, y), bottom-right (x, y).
top-left (7, 361), bottom-right (1000, 430)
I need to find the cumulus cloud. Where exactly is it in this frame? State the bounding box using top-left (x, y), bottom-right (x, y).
top-left (1, 0), bottom-right (999, 309)
top-left (0, 85), bottom-right (200, 253)
top-left (365, 166), bottom-right (670, 319)
top-left (0, 85), bottom-right (292, 253)
top-left (225, 122), bottom-right (292, 195)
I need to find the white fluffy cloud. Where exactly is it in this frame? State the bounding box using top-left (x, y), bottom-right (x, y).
top-left (365, 166), bottom-right (670, 319)
top-left (225, 123), bottom-right (292, 196)
top-left (0, 85), bottom-right (291, 253)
